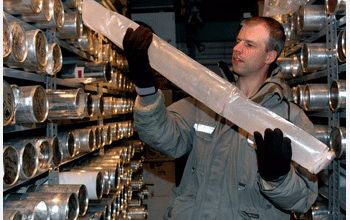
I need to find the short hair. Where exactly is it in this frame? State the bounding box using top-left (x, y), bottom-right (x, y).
top-left (242, 17), bottom-right (286, 60)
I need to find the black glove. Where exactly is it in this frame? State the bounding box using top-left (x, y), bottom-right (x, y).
top-left (123, 26), bottom-right (157, 95)
top-left (254, 128), bottom-right (292, 181)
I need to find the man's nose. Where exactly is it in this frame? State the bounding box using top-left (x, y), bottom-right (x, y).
top-left (233, 42), bottom-right (243, 53)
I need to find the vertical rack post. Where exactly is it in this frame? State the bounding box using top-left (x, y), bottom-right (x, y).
top-left (325, 14), bottom-right (340, 220)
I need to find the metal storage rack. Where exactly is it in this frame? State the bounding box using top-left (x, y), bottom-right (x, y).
top-left (281, 0), bottom-right (346, 219)
top-left (3, 1), bottom-right (148, 219)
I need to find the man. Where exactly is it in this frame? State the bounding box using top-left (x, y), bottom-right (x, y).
top-left (123, 17), bottom-right (317, 219)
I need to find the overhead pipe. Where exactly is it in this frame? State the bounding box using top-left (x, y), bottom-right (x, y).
top-left (26, 184), bottom-right (89, 217)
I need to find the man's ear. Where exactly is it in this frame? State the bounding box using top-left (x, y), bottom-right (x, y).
top-left (265, 50), bottom-right (277, 65)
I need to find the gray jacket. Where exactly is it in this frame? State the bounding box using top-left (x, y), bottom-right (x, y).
top-left (134, 71), bottom-right (318, 220)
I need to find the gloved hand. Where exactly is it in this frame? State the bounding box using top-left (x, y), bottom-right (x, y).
top-left (254, 128), bottom-right (292, 181)
top-left (123, 26), bottom-right (157, 95)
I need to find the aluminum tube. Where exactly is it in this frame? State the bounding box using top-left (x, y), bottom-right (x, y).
top-left (336, 29), bottom-right (346, 62)
top-left (61, 61), bottom-right (113, 83)
top-left (3, 80), bottom-right (15, 126)
top-left (4, 141), bottom-right (39, 180)
top-left (103, 96), bottom-right (114, 116)
top-left (73, 167), bottom-right (111, 195)
top-left (57, 11), bottom-right (83, 39)
top-left (82, 164), bottom-right (120, 189)
top-left (4, 22), bottom-right (29, 68)
top-left (20, 0), bottom-right (53, 22)
top-left (15, 85), bottom-right (49, 123)
top-left (113, 98), bottom-right (124, 114)
top-left (87, 204), bottom-right (110, 220)
top-left (314, 124), bottom-right (330, 146)
top-left (3, 210), bottom-right (28, 220)
top-left (91, 94), bottom-right (104, 116)
top-left (295, 84), bottom-right (306, 109)
top-left (36, 43), bottom-right (63, 75)
top-left (76, 128), bottom-right (95, 152)
top-left (28, 136), bottom-right (62, 167)
top-left (130, 179), bottom-right (143, 191)
top-left (58, 171), bottom-right (104, 200)
top-left (74, 26), bottom-right (93, 51)
top-left (330, 126), bottom-right (346, 158)
top-left (28, 138), bottom-right (51, 171)
top-left (57, 131), bottom-right (77, 160)
top-left (326, 0), bottom-right (346, 15)
top-left (126, 206), bottom-right (148, 220)
top-left (3, 145), bottom-right (21, 187)
top-left (3, 200), bottom-right (49, 220)
top-left (90, 194), bottom-right (116, 216)
top-left (298, 5), bottom-right (326, 32)
top-left (91, 126), bottom-right (105, 147)
top-left (47, 88), bottom-right (86, 119)
top-left (89, 126), bottom-right (101, 149)
top-left (128, 198), bottom-right (142, 207)
top-left (83, 92), bottom-right (94, 118)
top-left (93, 34), bottom-right (103, 61)
top-left (106, 122), bottom-right (118, 141)
top-left (329, 79), bottom-right (346, 111)
top-left (276, 55), bottom-right (302, 79)
top-left (6, 192), bottom-right (79, 220)
top-left (78, 212), bottom-right (105, 220)
top-left (301, 43), bottom-right (328, 73)
top-left (303, 84), bottom-right (330, 111)
top-left (26, 184), bottom-right (89, 217)
top-left (102, 44), bottom-right (114, 62)
top-left (4, 0), bottom-right (43, 15)
top-left (45, 135), bottom-right (63, 166)
top-left (21, 29), bottom-right (48, 70)
top-left (103, 125), bottom-right (112, 145)
top-left (34, 0), bottom-right (65, 29)
top-left (11, 84), bottom-right (22, 111)
top-left (3, 15), bottom-right (13, 59)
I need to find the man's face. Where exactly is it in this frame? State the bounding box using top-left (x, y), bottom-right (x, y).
top-left (232, 23), bottom-right (273, 77)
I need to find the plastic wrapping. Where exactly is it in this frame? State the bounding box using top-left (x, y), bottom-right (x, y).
top-left (82, 0), bottom-right (334, 174)
top-left (263, 0), bottom-right (308, 17)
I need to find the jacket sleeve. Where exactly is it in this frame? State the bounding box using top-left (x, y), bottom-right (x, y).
top-left (258, 104), bottom-right (318, 213)
top-left (133, 90), bottom-right (197, 158)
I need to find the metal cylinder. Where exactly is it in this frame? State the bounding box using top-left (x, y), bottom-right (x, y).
top-left (336, 29), bottom-right (346, 62)
top-left (106, 122), bottom-right (118, 141)
top-left (47, 88), bottom-right (86, 119)
top-left (26, 184), bottom-right (89, 217)
top-left (277, 55), bottom-right (303, 79)
top-left (36, 42), bottom-right (63, 75)
top-left (78, 212), bottom-right (105, 220)
top-left (6, 192), bottom-right (79, 220)
top-left (303, 84), bottom-right (330, 111)
top-left (329, 79), bottom-right (346, 111)
top-left (21, 29), bottom-right (48, 71)
top-left (77, 128), bottom-right (95, 152)
top-left (15, 85), bottom-right (49, 123)
top-left (4, 0), bottom-right (43, 15)
top-left (57, 11), bottom-right (83, 39)
top-left (73, 167), bottom-right (111, 195)
top-left (102, 44), bottom-right (113, 62)
top-left (314, 124), bottom-right (330, 146)
top-left (93, 34), bottom-right (103, 61)
top-left (103, 96), bottom-right (114, 116)
top-left (87, 204), bottom-right (110, 220)
top-left (34, 0), bottom-right (65, 29)
top-left (57, 131), bottom-right (77, 160)
top-left (3, 145), bottom-right (21, 187)
top-left (11, 84), bottom-right (22, 111)
top-left (295, 84), bottom-right (306, 109)
top-left (5, 141), bottom-right (39, 180)
top-left (61, 61), bottom-right (112, 83)
top-left (298, 5), bottom-right (326, 33)
top-left (330, 126), bottom-right (346, 158)
top-left (20, 0), bottom-right (53, 23)
top-left (104, 125), bottom-right (113, 145)
top-left (28, 138), bottom-right (51, 172)
top-left (46, 135), bottom-right (62, 166)
top-left (83, 163), bottom-right (120, 189)
top-left (301, 43), bottom-right (328, 73)
top-left (126, 205), bottom-right (148, 219)
top-left (58, 171), bottom-right (104, 200)
top-left (3, 200), bottom-right (49, 220)
top-left (4, 22), bottom-right (28, 68)
top-left (91, 94), bottom-right (104, 116)
top-left (83, 92), bottom-right (94, 118)
top-left (74, 26), bottom-right (92, 51)
top-left (3, 210), bottom-right (28, 220)
top-left (3, 14), bottom-right (13, 59)
top-left (326, 0), bottom-right (346, 15)
top-left (90, 126), bottom-right (101, 149)
top-left (3, 80), bottom-right (15, 126)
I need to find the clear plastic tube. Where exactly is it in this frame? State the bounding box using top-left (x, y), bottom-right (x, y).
top-left (81, 0), bottom-right (334, 174)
